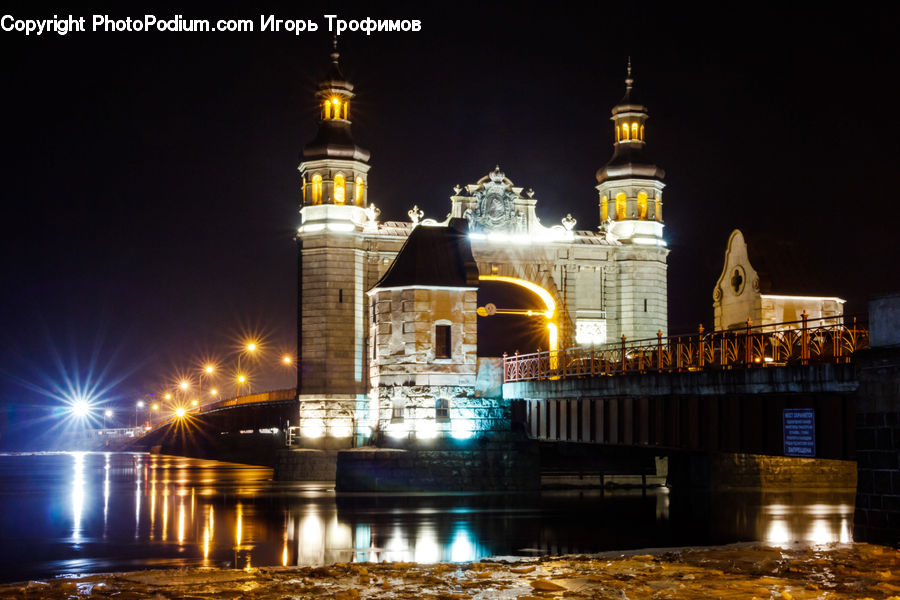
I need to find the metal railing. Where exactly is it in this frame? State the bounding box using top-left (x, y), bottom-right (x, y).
top-left (503, 313), bottom-right (868, 383)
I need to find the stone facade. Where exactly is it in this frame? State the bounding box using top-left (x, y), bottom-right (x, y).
top-left (368, 286), bottom-right (490, 439)
top-left (713, 229), bottom-right (845, 330)
top-left (854, 294), bottom-right (900, 545)
top-left (295, 56), bottom-right (670, 445)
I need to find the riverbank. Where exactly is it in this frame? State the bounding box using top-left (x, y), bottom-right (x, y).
top-left (3, 543), bottom-right (899, 599)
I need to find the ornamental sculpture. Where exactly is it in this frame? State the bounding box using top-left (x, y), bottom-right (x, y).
top-left (463, 167), bottom-right (524, 234)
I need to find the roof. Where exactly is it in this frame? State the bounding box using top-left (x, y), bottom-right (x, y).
top-left (302, 120), bottom-right (370, 162)
top-left (373, 219), bottom-right (479, 290)
top-left (596, 143), bottom-right (665, 183)
top-left (742, 231), bottom-right (837, 297)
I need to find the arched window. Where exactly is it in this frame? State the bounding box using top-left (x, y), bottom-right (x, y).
top-left (331, 98), bottom-right (341, 120)
top-left (342, 101), bottom-right (349, 119)
top-left (333, 173), bottom-right (346, 204)
top-left (631, 123), bottom-right (639, 140)
top-left (655, 197), bottom-right (662, 221)
top-left (312, 174), bottom-right (322, 204)
top-left (621, 123), bottom-right (630, 141)
top-left (302, 179), bottom-right (307, 204)
top-left (637, 192), bottom-right (648, 220)
top-left (601, 195), bottom-right (608, 221)
top-left (355, 176), bottom-right (365, 206)
top-left (616, 126), bottom-right (620, 142)
top-left (640, 125), bottom-right (645, 141)
top-left (615, 193), bottom-right (627, 220)
top-left (323, 100), bottom-right (331, 120)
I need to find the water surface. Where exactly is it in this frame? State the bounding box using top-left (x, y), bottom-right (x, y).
top-left (0, 452), bottom-right (855, 582)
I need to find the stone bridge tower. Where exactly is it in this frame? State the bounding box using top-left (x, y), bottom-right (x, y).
top-left (295, 45), bottom-right (407, 444)
top-left (595, 59), bottom-right (669, 340)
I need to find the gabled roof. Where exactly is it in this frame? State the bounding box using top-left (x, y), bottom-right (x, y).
top-left (373, 219), bottom-right (479, 290)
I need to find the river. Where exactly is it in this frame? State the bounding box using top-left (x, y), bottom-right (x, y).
top-left (0, 452), bottom-right (855, 583)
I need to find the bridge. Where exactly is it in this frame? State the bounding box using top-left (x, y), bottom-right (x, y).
top-left (133, 388), bottom-right (297, 466)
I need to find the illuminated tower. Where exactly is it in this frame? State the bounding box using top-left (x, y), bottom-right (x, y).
top-left (298, 41), bottom-right (370, 223)
top-left (296, 44), bottom-right (374, 443)
top-left (595, 59), bottom-right (669, 339)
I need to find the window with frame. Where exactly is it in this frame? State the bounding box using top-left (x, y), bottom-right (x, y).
top-left (435, 397), bottom-right (450, 421)
top-left (435, 324), bottom-right (451, 359)
top-left (391, 396), bottom-right (404, 421)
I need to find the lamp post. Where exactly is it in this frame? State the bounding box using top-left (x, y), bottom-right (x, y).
top-left (135, 400), bottom-right (145, 427)
top-left (103, 409), bottom-right (113, 429)
top-left (236, 342), bottom-right (258, 396)
top-left (199, 364), bottom-right (214, 409)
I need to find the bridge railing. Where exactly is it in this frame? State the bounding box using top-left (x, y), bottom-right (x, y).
top-left (503, 313), bottom-right (868, 383)
top-left (139, 388), bottom-right (298, 435)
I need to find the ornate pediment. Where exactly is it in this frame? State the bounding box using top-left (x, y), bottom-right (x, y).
top-left (463, 167), bottom-right (525, 234)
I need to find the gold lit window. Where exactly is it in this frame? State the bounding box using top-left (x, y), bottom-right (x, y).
top-left (631, 123), bottom-right (639, 139)
top-left (355, 176), bottom-right (365, 206)
top-left (333, 173), bottom-right (346, 204)
top-left (640, 125), bottom-right (645, 141)
top-left (601, 195), bottom-right (608, 221)
top-left (655, 197), bottom-right (662, 221)
top-left (312, 174), bottom-right (322, 204)
top-left (637, 192), bottom-right (648, 220)
top-left (621, 124), bottom-right (630, 141)
top-left (615, 193), bottom-right (627, 220)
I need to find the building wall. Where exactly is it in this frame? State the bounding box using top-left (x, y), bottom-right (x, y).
top-left (368, 286), bottom-right (498, 439)
top-left (297, 230), bottom-right (404, 442)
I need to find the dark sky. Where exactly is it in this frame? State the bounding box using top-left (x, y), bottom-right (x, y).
top-left (1, 2), bottom-right (898, 442)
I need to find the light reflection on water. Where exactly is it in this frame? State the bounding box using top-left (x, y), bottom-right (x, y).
top-left (0, 452), bottom-right (857, 582)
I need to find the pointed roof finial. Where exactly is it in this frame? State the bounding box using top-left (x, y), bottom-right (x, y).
top-left (625, 56), bottom-right (633, 90)
top-left (331, 35), bottom-right (339, 63)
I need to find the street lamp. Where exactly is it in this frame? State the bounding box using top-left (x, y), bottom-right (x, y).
top-left (103, 409), bottom-right (113, 429)
top-left (236, 374), bottom-right (247, 396)
top-left (236, 341), bottom-right (259, 396)
top-left (199, 364), bottom-right (215, 409)
top-left (135, 400), bottom-right (145, 427)
top-left (175, 407), bottom-right (186, 419)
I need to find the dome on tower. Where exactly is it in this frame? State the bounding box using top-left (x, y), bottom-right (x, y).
top-left (596, 59), bottom-right (664, 184)
top-left (302, 41), bottom-right (370, 163)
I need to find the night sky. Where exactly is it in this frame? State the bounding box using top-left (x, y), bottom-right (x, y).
top-left (1, 2), bottom-right (898, 446)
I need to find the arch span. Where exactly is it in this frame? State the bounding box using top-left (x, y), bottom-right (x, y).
top-left (478, 275), bottom-right (559, 354)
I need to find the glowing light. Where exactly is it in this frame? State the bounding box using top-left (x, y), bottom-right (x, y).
top-left (282, 355), bottom-right (293, 365)
top-left (331, 97), bottom-right (339, 104)
top-left (450, 418), bottom-right (474, 440)
top-left (478, 275), bottom-right (555, 320)
top-left (104, 409), bottom-right (113, 417)
top-left (191, 400), bottom-right (198, 407)
top-left (152, 403), bottom-right (159, 411)
top-left (246, 343), bottom-right (257, 352)
top-left (766, 518), bottom-right (790, 545)
top-left (175, 407), bottom-right (186, 418)
top-left (327, 222), bottom-right (355, 232)
top-left (237, 375), bottom-right (246, 383)
top-left (450, 527), bottom-right (476, 562)
top-left (204, 365), bottom-right (214, 374)
top-left (71, 400), bottom-right (91, 417)
top-left (210, 389), bottom-right (218, 396)
top-left (164, 393), bottom-right (172, 400)
top-left (136, 400), bottom-right (145, 409)
top-left (416, 418), bottom-right (438, 440)
top-left (179, 380), bottom-right (189, 390)
top-left (301, 420), bottom-right (325, 438)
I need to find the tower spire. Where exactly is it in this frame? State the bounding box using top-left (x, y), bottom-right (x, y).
top-left (625, 56), bottom-right (633, 91)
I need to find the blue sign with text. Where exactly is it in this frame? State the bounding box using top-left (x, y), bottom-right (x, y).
top-left (783, 408), bottom-right (816, 457)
